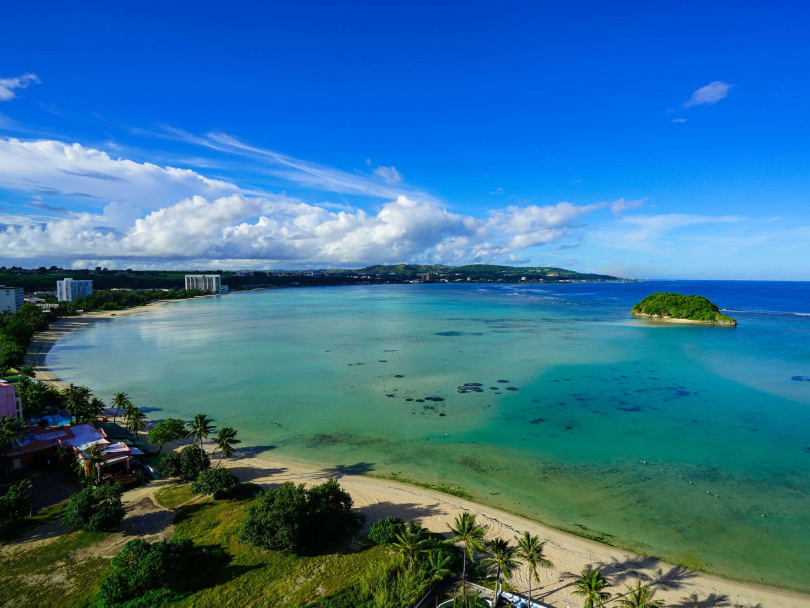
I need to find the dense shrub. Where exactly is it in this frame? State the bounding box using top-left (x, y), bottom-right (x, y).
top-left (61, 482), bottom-right (125, 531)
top-left (97, 538), bottom-right (204, 607)
top-left (156, 445), bottom-right (209, 481)
top-left (0, 480), bottom-right (32, 519)
top-left (238, 476), bottom-right (355, 553)
top-left (191, 467), bottom-right (241, 497)
top-left (368, 516), bottom-right (406, 545)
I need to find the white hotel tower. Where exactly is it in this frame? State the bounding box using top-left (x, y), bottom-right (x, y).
top-left (57, 278), bottom-right (94, 302)
top-left (185, 275), bottom-right (222, 294)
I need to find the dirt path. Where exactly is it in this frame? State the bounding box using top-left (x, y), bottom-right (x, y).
top-left (1, 479), bottom-right (177, 560)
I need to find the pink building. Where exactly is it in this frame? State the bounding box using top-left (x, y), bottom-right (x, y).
top-left (0, 380), bottom-right (22, 419)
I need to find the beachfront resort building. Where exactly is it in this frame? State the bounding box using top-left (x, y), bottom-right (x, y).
top-left (57, 278), bottom-right (94, 302)
top-left (0, 380), bottom-right (23, 419)
top-left (185, 274), bottom-right (223, 294)
top-left (0, 285), bottom-right (24, 313)
top-left (4, 421), bottom-right (143, 478)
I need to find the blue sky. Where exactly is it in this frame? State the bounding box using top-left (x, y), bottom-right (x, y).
top-left (1, 1), bottom-right (809, 278)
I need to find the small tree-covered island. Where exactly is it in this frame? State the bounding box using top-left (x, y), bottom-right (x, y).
top-left (632, 292), bottom-right (737, 326)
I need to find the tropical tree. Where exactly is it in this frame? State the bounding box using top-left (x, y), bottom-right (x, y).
top-left (62, 482), bottom-right (125, 531)
top-left (76, 442), bottom-right (109, 483)
top-left (19, 365), bottom-right (35, 378)
top-left (85, 397), bottom-right (107, 421)
top-left (125, 407), bottom-right (147, 442)
top-left (146, 418), bottom-right (186, 454)
top-left (515, 531), bottom-right (553, 604)
top-left (186, 413), bottom-right (216, 453)
top-left (425, 548), bottom-right (453, 583)
top-left (391, 521), bottom-right (433, 569)
top-left (617, 581), bottom-right (664, 608)
top-left (16, 376), bottom-right (47, 424)
top-left (0, 478), bottom-right (33, 518)
top-left (61, 383), bottom-right (91, 424)
top-left (572, 568), bottom-right (612, 608)
top-left (482, 538), bottom-right (519, 604)
top-left (447, 512), bottom-right (488, 596)
top-left (0, 415), bottom-right (25, 476)
top-left (213, 426), bottom-right (241, 466)
top-left (110, 392), bottom-right (131, 424)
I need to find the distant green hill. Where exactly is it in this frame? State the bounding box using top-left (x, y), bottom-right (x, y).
top-left (632, 292), bottom-right (737, 326)
top-left (339, 264), bottom-right (620, 281)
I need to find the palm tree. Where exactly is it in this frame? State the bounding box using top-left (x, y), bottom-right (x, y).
top-left (447, 512), bottom-right (488, 596)
top-left (617, 581), bottom-right (664, 608)
top-left (515, 531), bottom-right (552, 604)
top-left (24, 381), bottom-right (50, 424)
top-left (110, 392), bottom-right (131, 424)
top-left (572, 568), bottom-right (612, 608)
top-left (214, 426), bottom-right (241, 466)
top-left (482, 538), bottom-right (519, 604)
top-left (85, 397), bottom-right (106, 421)
top-left (61, 383), bottom-right (91, 424)
top-left (125, 407), bottom-right (147, 442)
top-left (0, 415), bottom-right (25, 477)
top-left (75, 442), bottom-right (109, 483)
top-left (391, 522), bottom-right (432, 569)
top-left (425, 549), bottom-right (453, 584)
top-left (187, 413), bottom-right (216, 453)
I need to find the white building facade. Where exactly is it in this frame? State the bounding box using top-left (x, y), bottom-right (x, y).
top-left (57, 278), bottom-right (94, 302)
top-left (0, 285), bottom-right (24, 313)
top-left (185, 275), bottom-right (222, 294)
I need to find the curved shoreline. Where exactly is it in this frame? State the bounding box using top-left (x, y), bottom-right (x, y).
top-left (25, 305), bottom-right (810, 607)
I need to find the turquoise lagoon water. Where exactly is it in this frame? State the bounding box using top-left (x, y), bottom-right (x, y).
top-left (47, 282), bottom-right (810, 591)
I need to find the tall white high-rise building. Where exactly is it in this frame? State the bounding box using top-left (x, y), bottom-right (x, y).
top-left (57, 278), bottom-right (94, 302)
top-left (185, 275), bottom-right (222, 294)
top-left (0, 286), bottom-right (24, 313)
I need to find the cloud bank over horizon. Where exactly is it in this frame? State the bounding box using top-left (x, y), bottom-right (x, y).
top-left (0, 136), bottom-right (639, 269)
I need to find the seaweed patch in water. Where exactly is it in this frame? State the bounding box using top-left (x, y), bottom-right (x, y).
top-left (424, 396), bottom-right (445, 402)
top-left (394, 374), bottom-right (404, 378)
top-left (497, 379), bottom-right (510, 383)
top-left (530, 418), bottom-right (547, 424)
top-left (791, 376), bottom-right (810, 382)
top-left (506, 387), bottom-right (518, 391)
top-left (616, 406), bottom-right (642, 412)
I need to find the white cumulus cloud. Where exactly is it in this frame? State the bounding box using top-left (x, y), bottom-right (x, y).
top-left (0, 137), bottom-right (621, 267)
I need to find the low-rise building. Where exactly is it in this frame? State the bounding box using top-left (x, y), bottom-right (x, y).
top-left (0, 285), bottom-right (24, 313)
top-left (57, 278), bottom-right (93, 302)
top-left (4, 421), bottom-right (142, 476)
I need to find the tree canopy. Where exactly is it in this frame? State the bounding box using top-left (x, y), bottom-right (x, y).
top-left (632, 292), bottom-right (736, 325)
top-left (238, 476), bottom-right (355, 553)
top-left (61, 482), bottom-right (125, 532)
top-left (156, 445), bottom-right (210, 481)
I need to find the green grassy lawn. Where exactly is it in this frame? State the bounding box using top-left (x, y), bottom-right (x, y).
top-left (0, 483), bottom-right (393, 608)
top-left (0, 502), bottom-right (66, 545)
top-left (0, 530), bottom-right (110, 608)
top-left (170, 493), bottom-right (390, 607)
top-left (154, 483), bottom-right (196, 509)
